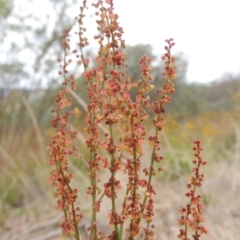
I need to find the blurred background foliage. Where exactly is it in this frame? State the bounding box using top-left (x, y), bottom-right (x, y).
top-left (0, 0), bottom-right (240, 225)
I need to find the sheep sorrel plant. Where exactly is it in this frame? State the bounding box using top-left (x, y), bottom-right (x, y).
top-left (48, 0), bottom-right (208, 239)
top-left (177, 141), bottom-right (208, 240)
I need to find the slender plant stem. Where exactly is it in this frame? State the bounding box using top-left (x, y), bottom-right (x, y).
top-left (109, 124), bottom-right (120, 239)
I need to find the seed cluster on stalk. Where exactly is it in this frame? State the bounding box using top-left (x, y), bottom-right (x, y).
top-left (47, 0), bottom-right (210, 240)
top-left (177, 140), bottom-right (208, 240)
top-left (48, 26), bottom-right (84, 239)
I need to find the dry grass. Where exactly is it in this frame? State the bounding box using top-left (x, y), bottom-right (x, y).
top-left (1, 127), bottom-right (240, 240)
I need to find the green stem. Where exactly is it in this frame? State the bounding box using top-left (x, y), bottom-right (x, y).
top-left (119, 186), bottom-right (129, 238)
top-left (129, 118), bottom-right (138, 239)
top-left (109, 125), bottom-right (119, 239)
top-left (144, 222), bottom-right (150, 240)
top-left (137, 128), bottom-right (159, 227)
top-left (89, 114), bottom-right (97, 239)
top-left (90, 155), bottom-right (97, 238)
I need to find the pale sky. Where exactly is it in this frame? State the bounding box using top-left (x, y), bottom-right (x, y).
top-left (113, 0), bottom-right (240, 83)
top-left (7, 0), bottom-right (240, 84)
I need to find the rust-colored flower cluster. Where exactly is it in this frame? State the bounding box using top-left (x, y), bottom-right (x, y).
top-left (177, 140), bottom-right (208, 240)
top-left (48, 1), bottom-right (208, 240)
top-left (48, 27), bottom-right (83, 240)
